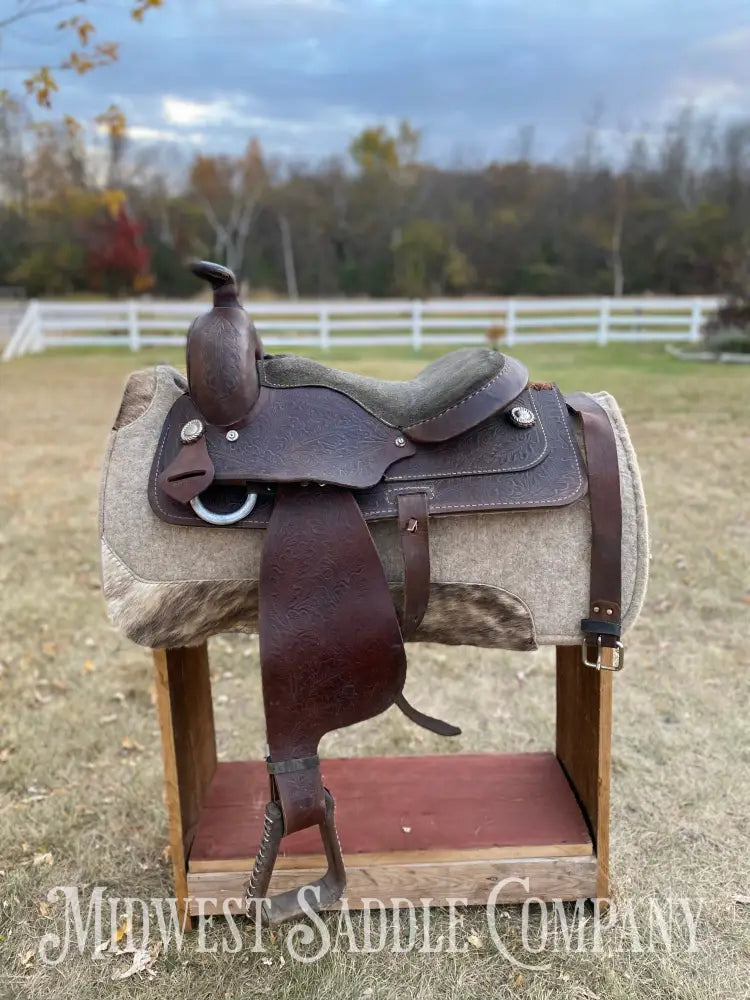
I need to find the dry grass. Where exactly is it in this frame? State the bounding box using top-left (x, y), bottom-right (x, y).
top-left (0, 344), bottom-right (748, 999)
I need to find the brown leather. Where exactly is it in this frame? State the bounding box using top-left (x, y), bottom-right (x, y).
top-left (397, 492), bottom-right (430, 639)
top-left (186, 262), bottom-right (264, 430)
top-left (566, 393), bottom-right (622, 648)
top-left (156, 434), bottom-right (214, 505)
top-left (394, 692), bottom-right (462, 737)
top-left (404, 354), bottom-right (527, 443)
top-left (258, 484), bottom-right (407, 834)
top-left (150, 386), bottom-right (586, 522)
top-left (393, 490), bottom-right (463, 736)
top-left (156, 387), bottom-right (418, 504)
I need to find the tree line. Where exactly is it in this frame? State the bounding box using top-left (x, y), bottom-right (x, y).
top-left (1, 108), bottom-right (749, 300)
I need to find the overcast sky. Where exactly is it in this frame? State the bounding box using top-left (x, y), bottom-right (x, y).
top-left (4, 0), bottom-right (750, 163)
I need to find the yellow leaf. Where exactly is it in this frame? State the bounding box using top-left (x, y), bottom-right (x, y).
top-left (115, 915), bottom-right (132, 943)
top-left (102, 188), bottom-right (126, 219)
top-left (83, 659), bottom-right (96, 674)
top-left (95, 42), bottom-right (119, 63)
top-left (32, 852), bottom-right (53, 867)
top-left (121, 737), bottom-right (144, 753)
top-left (39, 901), bottom-right (51, 917)
top-left (514, 972), bottom-right (525, 987)
top-left (19, 949), bottom-right (35, 967)
top-left (76, 20), bottom-right (95, 45)
top-left (0, 746), bottom-right (13, 763)
top-left (42, 642), bottom-right (57, 656)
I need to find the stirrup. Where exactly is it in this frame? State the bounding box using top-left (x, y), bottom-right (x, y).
top-left (245, 788), bottom-right (346, 926)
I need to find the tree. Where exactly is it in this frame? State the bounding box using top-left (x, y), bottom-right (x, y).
top-left (188, 139), bottom-right (268, 281)
top-left (0, 0), bottom-right (164, 111)
top-left (88, 205), bottom-right (152, 295)
top-left (349, 121), bottom-right (420, 176)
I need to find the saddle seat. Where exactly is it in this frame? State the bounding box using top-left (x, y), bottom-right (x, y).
top-left (261, 347), bottom-right (514, 429)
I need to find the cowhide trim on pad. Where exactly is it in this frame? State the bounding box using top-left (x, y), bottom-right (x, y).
top-left (102, 542), bottom-right (536, 651)
top-left (112, 369), bottom-right (157, 430)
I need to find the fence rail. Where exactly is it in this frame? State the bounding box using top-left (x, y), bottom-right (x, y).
top-left (2, 295), bottom-right (722, 361)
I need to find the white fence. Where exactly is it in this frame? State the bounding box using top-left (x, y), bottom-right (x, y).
top-left (2, 295), bottom-right (722, 361)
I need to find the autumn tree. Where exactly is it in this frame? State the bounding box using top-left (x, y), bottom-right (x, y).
top-left (188, 139), bottom-right (269, 280)
top-left (0, 0), bottom-right (163, 111)
top-left (88, 206), bottom-right (152, 295)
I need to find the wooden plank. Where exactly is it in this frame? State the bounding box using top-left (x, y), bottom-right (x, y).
top-left (190, 841), bottom-right (591, 874)
top-left (189, 753), bottom-right (593, 865)
top-left (555, 645), bottom-right (613, 899)
top-left (153, 644), bottom-right (217, 930)
top-left (187, 856), bottom-right (598, 916)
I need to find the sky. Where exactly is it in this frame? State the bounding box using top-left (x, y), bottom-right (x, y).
top-left (3, 0), bottom-right (750, 164)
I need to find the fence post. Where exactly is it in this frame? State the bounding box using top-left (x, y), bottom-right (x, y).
top-left (30, 300), bottom-right (44, 353)
top-left (689, 297), bottom-right (703, 343)
top-left (506, 299), bottom-right (516, 347)
top-left (597, 298), bottom-right (610, 345)
top-left (319, 305), bottom-right (330, 351)
top-left (411, 300), bottom-right (423, 351)
top-left (128, 300), bottom-right (140, 351)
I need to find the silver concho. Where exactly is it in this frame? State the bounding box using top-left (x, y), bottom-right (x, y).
top-left (509, 405), bottom-right (535, 429)
top-left (225, 429), bottom-right (239, 442)
top-left (180, 418), bottom-right (204, 444)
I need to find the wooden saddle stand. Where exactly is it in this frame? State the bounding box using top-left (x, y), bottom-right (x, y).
top-left (107, 262), bottom-right (643, 929)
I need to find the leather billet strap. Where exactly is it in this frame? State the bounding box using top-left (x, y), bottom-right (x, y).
top-left (395, 491), bottom-right (461, 737)
top-left (397, 492), bottom-right (431, 639)
top-left (565, 393), bottom-right (622, 650)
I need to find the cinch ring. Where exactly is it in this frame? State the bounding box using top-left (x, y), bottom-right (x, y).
top-left (190, 489), bottom-right (258, 525)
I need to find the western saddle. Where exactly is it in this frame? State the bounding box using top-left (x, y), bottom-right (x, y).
top-left (149, 261), bottom-right (623, 925)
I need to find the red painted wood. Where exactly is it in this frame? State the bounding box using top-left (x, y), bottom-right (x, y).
top-left (189, 752), bottom-right (591, 862)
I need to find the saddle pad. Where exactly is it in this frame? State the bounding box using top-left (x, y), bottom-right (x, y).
top-left (100, 365), bottom-right (649, 651)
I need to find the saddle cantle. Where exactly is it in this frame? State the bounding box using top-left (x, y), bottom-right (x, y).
top-left (101, 262), bottom-right (648, 925)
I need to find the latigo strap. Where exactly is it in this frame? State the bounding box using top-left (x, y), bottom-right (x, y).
top-left (566, 393), bottom-right (623, 670)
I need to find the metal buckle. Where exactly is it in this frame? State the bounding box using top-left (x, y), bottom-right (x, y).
top-left (581, 636), bottom-right (624, 671)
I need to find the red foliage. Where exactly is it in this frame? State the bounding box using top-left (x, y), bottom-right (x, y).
top-left (88, 207), bottom-right (152, 294)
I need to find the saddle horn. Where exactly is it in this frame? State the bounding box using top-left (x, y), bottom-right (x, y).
top-left (186, 260), bottom-right (264, 429)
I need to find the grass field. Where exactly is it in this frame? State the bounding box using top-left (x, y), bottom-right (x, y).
top-left (0, 343), bottom-right (748, 999)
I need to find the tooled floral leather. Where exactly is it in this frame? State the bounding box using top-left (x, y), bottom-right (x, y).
top-left (157, 386), bottom-right (416, 497)
top-left (148, 385), bottom-right (587, 528)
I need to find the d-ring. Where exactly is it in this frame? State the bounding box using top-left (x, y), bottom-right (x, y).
top-left (190, 489), bottom-right (258, 525)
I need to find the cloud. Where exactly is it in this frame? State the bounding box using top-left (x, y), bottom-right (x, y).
top-left (701, 26), bottom-right (750, 52)
top-left (3, 0), bottom-right (749, 162)
top-left (162, 97), bottom-right (237, 127)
